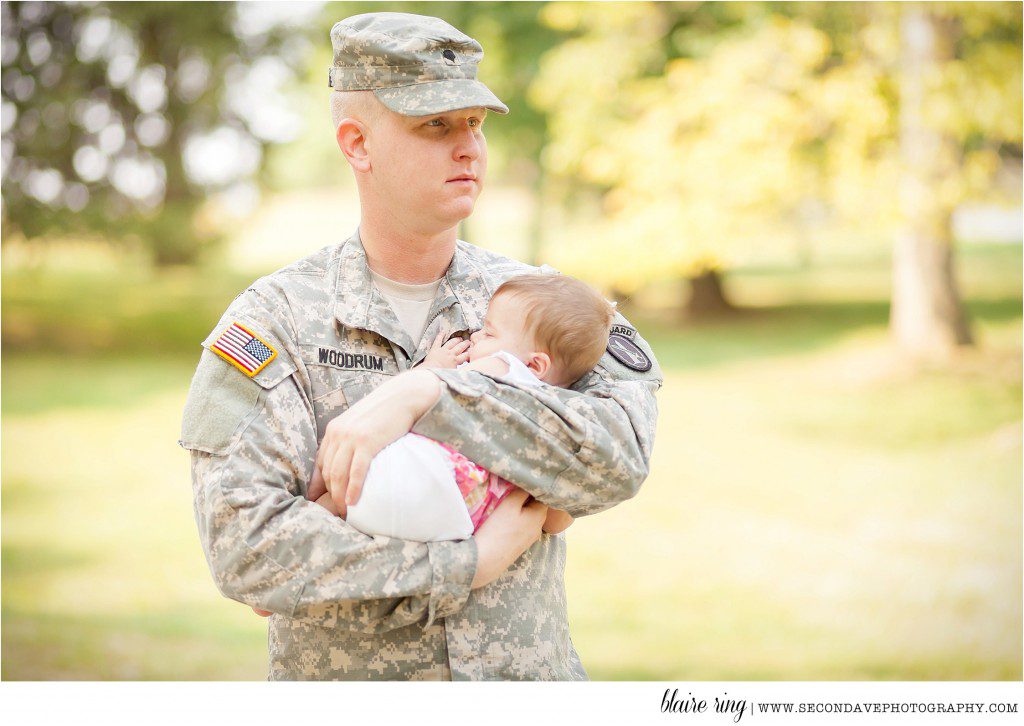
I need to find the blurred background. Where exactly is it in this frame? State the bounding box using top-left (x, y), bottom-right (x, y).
top-left (1, 1), bottom-right (1020, 680)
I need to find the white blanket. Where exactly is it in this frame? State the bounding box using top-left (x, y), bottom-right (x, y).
top-left (345, 351), bottom-right (542, 542)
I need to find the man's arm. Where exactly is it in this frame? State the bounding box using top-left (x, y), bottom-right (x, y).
top-left (322, 317), bottom-right (661, 519)
top-left (413, 350), bottom-right (660, 517)
top-left (184, 348), bottom-right (478, 632)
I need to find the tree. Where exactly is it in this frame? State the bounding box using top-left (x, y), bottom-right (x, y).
top-left (1, 1), bottom-right (311, 265)
top-left (530, 3), bottom-right (841, 316)
top-left (891, 4), bottom-right (973, 355)
top-left (527, 1), bottom-right (1020, 323)
top-left (887, 2), bottom-right (1021, 357)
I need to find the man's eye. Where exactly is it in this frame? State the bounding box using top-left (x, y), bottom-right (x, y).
top-left (468, 118), bottom-right (481, 128)
top-left (426, 118), bottom-right (444, 127)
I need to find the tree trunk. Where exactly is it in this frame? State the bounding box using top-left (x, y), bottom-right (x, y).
top-left (890, 4), bottom-right (973, 356)
top-left (684, 268), bottom-right (736, 319)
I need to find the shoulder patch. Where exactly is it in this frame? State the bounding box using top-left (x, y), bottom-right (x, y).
top-left (211, 322), bottom-right (278, 377)
top-left (607, 333), bottom-right (652, 372)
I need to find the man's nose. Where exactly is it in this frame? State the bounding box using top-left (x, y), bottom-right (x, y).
top-left (453, 125), bottom-right (482, 161)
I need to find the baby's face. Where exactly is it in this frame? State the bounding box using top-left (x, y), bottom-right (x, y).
top-left (468, 293), bottom-right (535, 363)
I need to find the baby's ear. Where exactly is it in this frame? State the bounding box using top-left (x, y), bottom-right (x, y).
top-left (526, 351), bottom-right (552, 380)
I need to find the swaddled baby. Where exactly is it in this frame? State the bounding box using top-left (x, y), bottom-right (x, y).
top-left (308, 273), bottom-right (614, 541)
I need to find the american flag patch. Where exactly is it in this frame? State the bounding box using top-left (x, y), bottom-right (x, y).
top-left (211, 322), bottom-right (277, 377)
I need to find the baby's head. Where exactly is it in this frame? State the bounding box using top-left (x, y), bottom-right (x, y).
top-left (469, 274), bottom-right (615, 387)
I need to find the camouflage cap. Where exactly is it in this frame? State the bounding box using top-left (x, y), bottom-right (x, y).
top-left (329, 12), bottom-right (509, 117)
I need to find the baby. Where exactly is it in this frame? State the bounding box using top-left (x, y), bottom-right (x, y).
top-left (307, 273), bottom-right (615, 542)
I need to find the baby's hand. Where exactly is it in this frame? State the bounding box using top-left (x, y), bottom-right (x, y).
top-left (421, 332), bottom-right (471, 368)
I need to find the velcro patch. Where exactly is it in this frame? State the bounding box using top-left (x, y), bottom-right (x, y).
top-left (211, 322), bottom-right (278, 377)
top-left (607, 334), bottom-right (652, 372)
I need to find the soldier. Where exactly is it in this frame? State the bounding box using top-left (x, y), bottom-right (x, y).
top-left (180, 11), bottom-right (662, 680)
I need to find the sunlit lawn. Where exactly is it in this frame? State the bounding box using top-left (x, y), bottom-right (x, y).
top-left (569, 313), bottom-right (1021, 679)
top-left (2, 245), bottom-right (1021, 680)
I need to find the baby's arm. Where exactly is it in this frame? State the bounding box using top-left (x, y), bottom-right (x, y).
top-left (420, 333), bottom-right (471, 369)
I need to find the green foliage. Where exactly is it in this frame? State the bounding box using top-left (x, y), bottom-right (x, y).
top-left (529, 2), bottom-right (1022, 292)
top-left (1, 1), bottom-right (307, 264)
top-left (3, 0), bottom-right (1020, 291)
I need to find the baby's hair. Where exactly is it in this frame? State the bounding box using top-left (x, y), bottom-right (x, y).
top-left (493, 273), bottom-right (615, 386)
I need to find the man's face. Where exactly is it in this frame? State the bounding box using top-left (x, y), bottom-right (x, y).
top-left (368, 106), bottom-right (488, 232)
top-left (468, 293), bottom-right (535, 363)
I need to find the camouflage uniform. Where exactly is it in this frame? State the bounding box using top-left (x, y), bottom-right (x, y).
top-left (180, 13), bottom-right (662, 681)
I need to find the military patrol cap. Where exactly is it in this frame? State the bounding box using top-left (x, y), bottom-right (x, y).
top-left (329, 12), bottom-right (509, 117)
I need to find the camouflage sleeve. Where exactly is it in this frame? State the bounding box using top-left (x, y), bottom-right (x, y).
top-left (411, 315), bottom-right (661, 518)
top-left (183, 314), bottom-right (477, 632)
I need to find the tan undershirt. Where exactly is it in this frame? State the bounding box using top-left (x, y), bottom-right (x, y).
top-left (369, 268), bottom-right (444, 344)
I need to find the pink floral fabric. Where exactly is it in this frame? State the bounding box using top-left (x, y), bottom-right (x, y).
top-left (416, 434), bottom-right (513, 532)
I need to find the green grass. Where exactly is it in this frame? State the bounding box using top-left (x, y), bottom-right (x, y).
top-left (1, 266), bottom-right (256, 355)
top-left (1, 355), bottom-right (201, 416)
top-left (565, 319), bottom-right (1021, 679)
top-left (2, 245), bottom-right (1021, 680)
top-left (635, 298), bottom-right (1021, 371)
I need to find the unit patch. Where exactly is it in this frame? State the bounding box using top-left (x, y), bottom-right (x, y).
top-left (318, 347), bottom-right (386, 372)
top-left (212, 322), bottom-right (277, 377)
top-left (607, 334), bottom-right (652, 372)
top-left (609, 324), bottom-right (636, 339)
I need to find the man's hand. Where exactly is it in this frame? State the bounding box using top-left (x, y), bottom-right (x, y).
top-left (421, 332), bottom-right (471, 368)
top-left (307, 464), bottom-right (327, 502)
top-left (318, 369), bottom-right (442, 512)
top-left (306, 465), bottom-right (346, 517)
top-left (542, 508), bottom-right (574, 535)
top-left (471, 487), bottom-right (548, 589)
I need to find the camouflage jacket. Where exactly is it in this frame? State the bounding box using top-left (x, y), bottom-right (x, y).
top-left (180, 230), bottom-right (662, 680)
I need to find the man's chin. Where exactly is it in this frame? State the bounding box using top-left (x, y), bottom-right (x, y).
top-left (439, 199), bottom-right (478, 228)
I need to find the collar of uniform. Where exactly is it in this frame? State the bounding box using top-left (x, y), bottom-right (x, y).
top-left (441, 241), bottom-right (491, 330)
top-left (410, 241), bottom-right (494, 359)
top-left (404, 245), bottom-right (480, 365)
top-left (334, 233), bottom-right (494, 361)
top-left (333, 231), bottom-right (418, 358)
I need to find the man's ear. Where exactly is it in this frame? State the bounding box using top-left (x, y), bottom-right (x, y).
top-left (525, 351), bottom-right (551, 380)
top-left (336, 118), bottom-right (371, 173)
